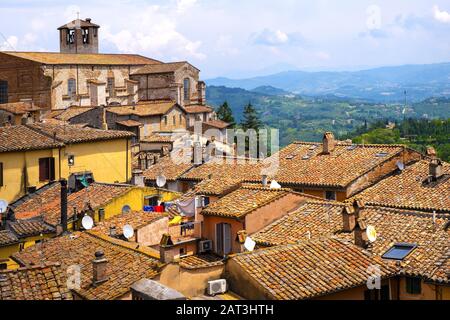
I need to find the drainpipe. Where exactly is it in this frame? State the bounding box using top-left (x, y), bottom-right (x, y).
top-left (60, 179), bottom-right (68, 234)
top-left (126, 139), bottom-right (129, 182)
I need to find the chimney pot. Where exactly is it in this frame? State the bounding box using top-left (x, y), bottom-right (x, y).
top-left (262, 175), bottom-right (268, 187)
top-left (322, 132), bottom-right (335, 154)
top-left (429, 159), bottom-right (443, 181)
top-left (92, 251), bottom-right (109, 285)
top-left (426, 146), bottom-right (437, 159)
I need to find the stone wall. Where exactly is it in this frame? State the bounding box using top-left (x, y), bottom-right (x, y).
top-left (0, 53), bottom-right (52, 109)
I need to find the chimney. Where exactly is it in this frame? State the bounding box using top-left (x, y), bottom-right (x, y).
top-left (429, 159), bottom-right (443, 181)
top-left (262, 175), bottom-right (268, 187)
top-left (342, 199), bottom-right (364, 232)
top-left (92, 251), bottom-right (109, 286)
top-left (192, 142), bottom-right (203, 165)
top-left (86, 18), bottom-right (92, 23)
top-left (354, 218), bottom-right (369, 248)
top-left (159, 234), bottom-right (174, 263)
top-left (60, 179), bottom-right (68, 234)
top-left (426, 146), bottom-right (437, 159)
top-left (101, 107), bottom-right (108, 130)
top-left (322, 132), bottom-right (335, 154)
top-left (109, 226), bottom-right (117, 237)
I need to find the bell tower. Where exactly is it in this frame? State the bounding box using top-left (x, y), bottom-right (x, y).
top-left (58, 18), bottom-right (100, 54)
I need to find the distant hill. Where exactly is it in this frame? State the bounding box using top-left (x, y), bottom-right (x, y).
top-left (206, 85), bottom-right (450, 146)
top-left (206, 63), bottom-right (450, 103)
top-left (250, 86), bottom-right (291, 96)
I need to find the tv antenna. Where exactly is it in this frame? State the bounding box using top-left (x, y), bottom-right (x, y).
top-left (244, 237), bottom-right (256, 252)
top-left (156, 175), bottom-right (167, 188)
top-left (396, 161), bottom-right (405, 171)
top-left (366, 225), bottom-right (377, 243)
top-left (0, 199), bottom-right (8, 214)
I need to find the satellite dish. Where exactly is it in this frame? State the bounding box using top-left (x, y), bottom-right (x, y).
top-left (122, 225), bottom-right (134, 239)
top-left (270, 180), bottom-right (281, 189)
top-left (0, 200), bottom-right (8, 214)
top-left (81, 215), bottom-right (94, 230)
top-left (156, 175), bottom-right (167, 188)
top-left (366, 225), bottom-right (377, 243)
top-left (396, 161), bottom-right (405, 171)
top-left (244, 237), bottom-right (256, 252)
top-left (122, 205), bottom-right (131, 214)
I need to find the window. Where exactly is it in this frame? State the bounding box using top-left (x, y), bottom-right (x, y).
top-left (163, 116), bottom-right (168, 126)
top-left (107, 77), bottom-right (115, 97)
top-left (325, 191), bottom-right (336, 200)
top-left (68, 78), bottom-right (76, 98)
top-left (179, 114), bottom-right (183, 124)
top-left (0, 263), bottom-right (7, 270)
top-left (39, 157), bottom-right (55, 182)
top-left (406, 277), bottom-right (421, 295)
top-left (0, 162), bottom-right (3, 187)
top-left (82, 28), bottom-right (90, 44)
top-left (173, 115), bottom-right (176, 125)
top-left (183, 78), bottom-right (190, 101)
top-left (67, 29), bottom-right (75, 44)
top-left (215, 223), bottom-right (232, 257)
top-left (382, 243), bottom-right (417, 260)
top-left (0, 80), bottom-right (8, 104)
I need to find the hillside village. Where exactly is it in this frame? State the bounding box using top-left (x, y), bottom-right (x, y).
top-left (0, 18), bottom-right (449, 301)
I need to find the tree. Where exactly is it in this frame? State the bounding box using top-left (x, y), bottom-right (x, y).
top-left (216, 101), bottom-right (235, 127)
top-left (241, 102), bottom-right (262, 131)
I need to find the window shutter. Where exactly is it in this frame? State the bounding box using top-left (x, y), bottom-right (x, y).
top-left (216, 223), bottom-right (223, 255)
top-left (223, 223), bottom-right (232, 255)
top-left (39, 158), bottom-right (48, 181)
top-left (49, 157), bottom-right (55, 181)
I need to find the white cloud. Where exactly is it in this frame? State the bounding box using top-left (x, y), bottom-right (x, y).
top-left (316, 51), bottom-right (330, 60)
top-left (101, 4), bottom-right (205, 60)
top-left (252, 29), bottom-right (289, 46)
top-left (433, 5), bottom-right (450, 23)
top-left (176, 0), bottom-right (198, 13)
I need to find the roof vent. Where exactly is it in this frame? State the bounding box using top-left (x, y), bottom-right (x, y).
top-left (375, 152), bottom-right (389, 158)
top-left (429, 159), bottom-right (443, 181)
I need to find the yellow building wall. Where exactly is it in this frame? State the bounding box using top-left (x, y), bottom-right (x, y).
top-left (0, 244), bottom-right (21, 270)
top-left (60, 139), bottom-right (131, 184)
top-left (0, 149), bottom-right (56, 203)
top-left (1, 138), bottom-right (132, 203)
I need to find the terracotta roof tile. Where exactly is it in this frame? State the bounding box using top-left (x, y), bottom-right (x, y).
top-left (7, 219), bottom-right (55, 238)
top-left (143, 156), bottom-right (194, 182)
top-left (131, 61), bottom-right (195, 75)
top-left (0, 230), bottom-right (18, 247)
top-left (0, 102), bottom-right (41, 115)
top-left (179, 254), bottom-right (224, 270)
top-left (201, 185), bottom-right (292, 219)
top-left (184, 105), bottom-right (214, 114)
top-left (107, 101), bottom-right (181, 117)
top-left (1, 51), bottom-right (160, 66)
top-left (231, 237), bottom-right (397, 300)
top-left (116, 119), bottom-right (143, 127)
top-left (0, 125), bottom-right (63, 153)
top-left (12, 182), bottom-right (134, 226)
top-left (0, 263), bottom-right (72, 300)
top-left (352, 160), bottom-right (450, 212)
top-left (28, 123), bottom-right (135, 144)
top-left (12, 232), bottom-right (161, 300)
top-left (53, 107), bottom-right (95, 121)
top-left (250, 202), bottom-right (450, 284)
top-left (247, 141), bottom-right (406, 188)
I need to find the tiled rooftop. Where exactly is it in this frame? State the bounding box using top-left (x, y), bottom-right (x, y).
top-left (248, 141), bottom-right (407, 188)
top-left (1, 51), bottom-right (160, 65)
top-left (352, 160), bottom-right (450, 212)
top-left (0, 230), bottom-right (19, 247)
top-left (132, 61), bottom-right (195, 75)
top-left (107, 101), bottom-right (180, 117)
top-left (7, 219), bottom-right (55, 238)
top-left (250, 202), bottom-right (450, 284)
top-left (231, 237), bottom-right (397, 300)
top-left (0, 125), bottom-right (63, 153)
top-left (28, 123), bottom-right (135, 144)
top-left (52, 106), bottom-right (95, 121)
top-left (143, 155), bottom-right (194, 182)
top-left (178, 254), bottom-right (224, 270)
top-left (0, 102), bottom-right (41, 115)
top-left (0, 263), bottom-right (72, 300)
top-left (91, 210), bottom-right (166, 238)
top-left (12, 182), bottom-right (134, 226)
top-left (12, 232), bottom-right (161, 300)
top-left (184, 105), bottom-right (214, 114)
top-left (201, 185), bottom-right (295, 219)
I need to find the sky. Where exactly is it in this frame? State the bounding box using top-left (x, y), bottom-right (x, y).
top-left (0, 0), bottom-right (450, 78)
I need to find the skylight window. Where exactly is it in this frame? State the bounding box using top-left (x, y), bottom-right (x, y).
top-left (347, 145), bottom-right (357, 151)
top-left (375, 152), bottom-right (389, 157)
top-left (382, 243), bottom-right (417, 260)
